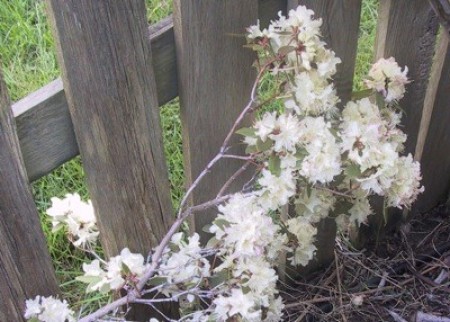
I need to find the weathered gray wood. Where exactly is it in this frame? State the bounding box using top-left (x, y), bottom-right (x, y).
top-left (46, 0), bottom-right (173, 255)
top-left (173, 0), bottom-right (258, 242)
top-left (13, 2), bottom-right (286, 183)
top-left (12, 17), bottom-right (177, 182)
top-left (428, 0), bottom-right (450, 36)
top-left (375, 0), bottom-right (439, 156)
top-left (415, 37), bottom-right (450, 212)
top-left (259, 0), bottom-right (287, 28)
top-left (0, 70), bottom-right (59, 321)
top-left (289, 0), bottom-right (362, 104)
top-left (13, 79), bottom-right (77, 182)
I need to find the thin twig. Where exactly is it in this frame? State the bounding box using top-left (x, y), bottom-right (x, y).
top-left (335, 250), bottom-right (348, 322)
top-left (216, 160), bottom-right (253, 198)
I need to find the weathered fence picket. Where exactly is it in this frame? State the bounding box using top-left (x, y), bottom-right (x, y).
top-left (45, 0), bottom-right (173, 257)
top-left (416, 36), bottom-right (450, 213)
top-left (375, 0), bottom-right (439, 156)
top-left (173, 0), bottom-right (258, 242)
top-left (0, 71), bottom-right (59, 321)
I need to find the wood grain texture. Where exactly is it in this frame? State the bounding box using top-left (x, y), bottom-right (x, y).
top-left (415, 39), bottom-right (450, 213)
top-left (173, 0), bottom-right (258, 242)
top-left (12, 79), bottom-right (77, 181)
top-left (13, 2), bottom-right (286, 182)
top-left (428, 0), bottom-right (450, 36)
top-left (12, 17), bottom-right (177, 182)
top-left (259, 0), bottom-right (287, 28)
top-left (289, 0), bottom-right (362, 104)
top-left (0, 71), bottom-right (59, 321)
top-left (46, 0), bottom-right (173, 256)
top-left (375, 0), bottom-right (439, 156)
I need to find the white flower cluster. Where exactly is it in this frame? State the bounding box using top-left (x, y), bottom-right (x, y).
top-left (77, 248), bottom-right (148, 293)
top-left (248, 6), bottom-right (341, 117)
top-left (24, 296), bottom-right (74, 322)
top-left (244, 5), bottom-right (423, 244)
top-left (26, 6), bottom-right (424, 322)
top-left (156, 232), bottom-right (211, 298)
top-left (206, 194), bottom-right (286, 321)
top-left (46, 193), bottom-right (99, 247)
top-left (365, 57), bottom-right (409, 102)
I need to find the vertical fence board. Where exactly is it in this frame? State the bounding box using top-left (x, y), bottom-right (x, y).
top-left (375, 0), bottom-right (439, 156)
top-left (173, 0), bottom-right (258, 242)
top-left (45, 1), bottom-right (173, 257)
top-left (416, 37), bottom-right (450, 212)
top-left (0, 71), bottom-right (59, 321)
top-left (289, 0), bottom-right (362, 104)
top-left (46, 2), bottom-right (176, 319)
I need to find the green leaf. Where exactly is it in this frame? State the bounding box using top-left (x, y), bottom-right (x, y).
top-left (213, 218), bottom-right (229, 230)
top-left (295, 147), bottom-right (308, 162)
top-left (245, 144), bottom-right (258, 154)
top-left (332, 199), bottom-right (354, 215)
top-left (344, 163), bottom-right (362, 179)
top-left (202, 224), bottom-right (212, 233)
top-left (206, 236), bottom-right (220, 249)
top-left (208, 270), bottom-right (228, 288)
top-left (268, 154), bottom-right (281, 176)
top-left (235, 127), bottom-right (256, 137)
top-left (278, 45), bottom-right (296, 56)
top-left (375, 92), bottom-right (386, 110)
top-left (256, 138), bottom-right (273, 152)
top-left (76, 275), bottom-right (102, 284)
top-left (121, 262), bottom-right (131, 275)
top-left (147, 276), bottom-right (167, 287)
top-left (351, 89), bottom-right (374, 100)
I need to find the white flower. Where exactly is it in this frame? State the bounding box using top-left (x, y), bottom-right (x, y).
top-left (233, 258), bottom-right (278, 301)
top-left (365, 57), bottom-right (409, 102)
top-left (46, 193), bottom-right (98, 247)
top-left (269, 113), bottom-right (302, 153)
top-left (159, 233), bottom-right (210, 286)
top-left (24, 296), bottom-right (43, 319)
top-left (298, 116), bottom-right (341, 183)
top-left (255, 112), bottom-right (277, 142)
top-left (348, 191), bottom-right (372, 226)
top-left (286, 218), bottom-right (317, 266)
top-left (286, 71), bottom-right (339, 116)
top-left (258, 169), bottom-right (296, 210)
top-left (386, 154), bottom-right (424, 208)
top-left (295, 188), bottom-right (335, 223)
top-left (106, 248), bottom-right (147, 290)
top-left (212, 193), bottom-right (281, 260)
top-left (79, 259), bottom-right (109, 292)
top-left (24, 296), bottom-right (74, 322)
top-left (213, 288), bottom-right (260, 321)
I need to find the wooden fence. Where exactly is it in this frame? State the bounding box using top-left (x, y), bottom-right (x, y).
top-left (1, 0), bottom-right (449, 320)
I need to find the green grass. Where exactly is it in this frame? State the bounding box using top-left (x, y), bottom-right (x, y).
top-left (0, 0), bottom-right (378, 314)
